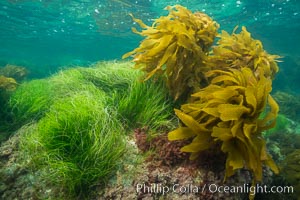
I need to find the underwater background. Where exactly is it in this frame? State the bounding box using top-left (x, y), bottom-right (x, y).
top-left (0, 0), bottom-right (299, 92)
top-left (1, 0), bottom-right (300, 200)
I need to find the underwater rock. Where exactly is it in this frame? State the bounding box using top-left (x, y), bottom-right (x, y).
top-left (94, 130), bottom-right (251, 200)
top-left (134, 127), bottom-right (189, 167)
top-left (0, 124), bottom-right (69, 200)
top-left (281, 149), bottom-right (300, 200)
top-left (273, 91), bottom-right (300, 121)
top-left (0, 64), bottom-right (28, 82)
top-left (267, 131), bottom-right (300, 160)
top-left (0, 131), bottom-right (34, 200)
top-left (95, 129), bottom-right (283, 200)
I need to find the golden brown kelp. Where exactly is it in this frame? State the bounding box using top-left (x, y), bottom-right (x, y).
top-left (123, 5), bottom-right (219, 100)
top-left (0, 75), bottom-right (17, 91)
top-left (124, 4), bottom-right (281, 190)
top-left (168, 67), bottom-right (279, 182)
top-left (208, 26), bottom-right (280, 79)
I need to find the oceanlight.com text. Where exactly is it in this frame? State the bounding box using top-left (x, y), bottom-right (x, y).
top-left (136, 183), bottom-right (294, 196)
top-left (208, 183), bottom-right (293, 196)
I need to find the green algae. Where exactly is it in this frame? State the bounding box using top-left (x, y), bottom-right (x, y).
top-left (10, 60), bottom-right (175, 198)
top-left (265, 114), bottom-right (292, 136)
top-left (79, 61), bottom-right (175, 130)
top-left (9, 79), bottom-right (54, 126)
top-left (21, 92), bottom-right (125, 197)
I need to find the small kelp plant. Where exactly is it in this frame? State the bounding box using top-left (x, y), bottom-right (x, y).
top-left (123, 4), bottom-right (281, 187)
top-left (0, 75), bottom-right (17, 91)
top-left (169, 68), bottom-right (279, 181)
top-left (208, 26), bottom-right (280, 79)
top-left (123, 5), bottom-right (219, 100)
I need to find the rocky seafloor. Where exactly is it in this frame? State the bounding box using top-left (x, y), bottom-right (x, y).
top-left (1, 126), bottom-right (282, 200)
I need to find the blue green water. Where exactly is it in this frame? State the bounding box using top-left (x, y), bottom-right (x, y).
top-left (0, 0), bottom-right (299, 90)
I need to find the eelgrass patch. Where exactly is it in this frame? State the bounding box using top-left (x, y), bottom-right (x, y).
top-left (79, 61), bottom-right (175, 130)
top-left (20, 92), bottom-right (125, 197)
top-left (80, 61), bottom-right (140, 94)
top-left (13, 61), bottom-right (176, 198)
top-left (9, 79), bottom-right (54, 126)
top-left (114, 80), bottom-right (175, 130)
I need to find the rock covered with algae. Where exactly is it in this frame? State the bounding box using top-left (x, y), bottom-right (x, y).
top-left (0, 64), bottom-right (28, 82)
top-left (281, 149), bottom-right (300, 200)
top-left (0, 64), bottom-right (28, 91)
